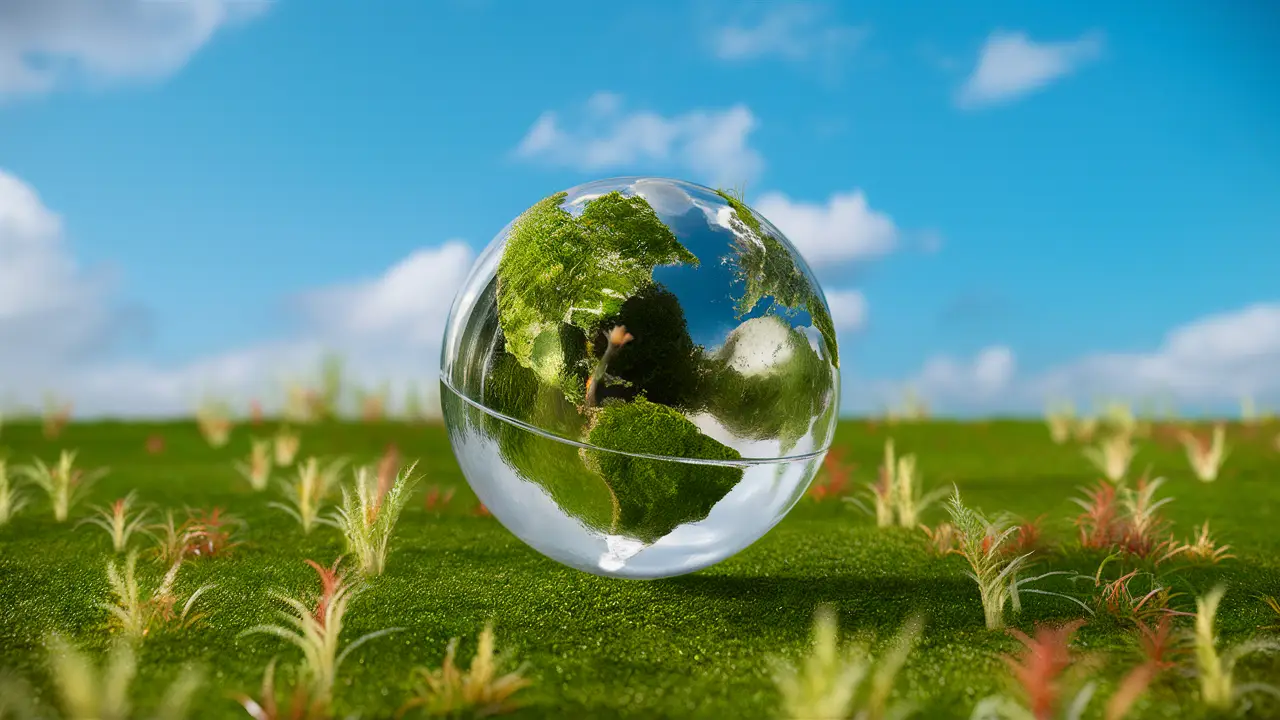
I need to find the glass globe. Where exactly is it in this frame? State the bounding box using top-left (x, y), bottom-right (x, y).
top-left (440, 177), bottom-right (839, 579)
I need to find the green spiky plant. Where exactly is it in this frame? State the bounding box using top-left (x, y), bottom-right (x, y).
top-left (1045, 400), bottom-right (1075, 444)
top-left (273, 426), bottom-right (301, 466)
top-left (235, 436), bottom-right (274, 491)
top-left (19, 634), bottom-right (204, 720)
top-left (14, 450), bottom-right (109, 522)
top-left (195, 397), bottom-right (234, 448)
top-left (1082, 431), bottom-right (1137, 483)
top-left (771, 604), bottom-right (923, 720)
top-left (398, 622), bottom-right (532, 719)
top-left (847, 439), bottom-right (944, 530)
top-left (331, 461), bottom-right (421, 577)
top-left (240, 558), bottom-right (402, 710)
top-left (945, 490), bottom-right (1090, 630)
top-left (102, 550), bottom-right (215, 641)
top-left (1192, 585), bottom-right (1280, 713)
top-left (1180, 423), bottom-right (1230, 482)
top-left (270, 456), bottom-right (348, 534)
top-left (0, 457), bottom-right (30, 525)
top-left (236, 658), bottom-right (329, 720)
top-left (79, 491), bottom-right (150, 553)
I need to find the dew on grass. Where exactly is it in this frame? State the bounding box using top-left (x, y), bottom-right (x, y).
top-left (440, 177), bottom-right (840, 578)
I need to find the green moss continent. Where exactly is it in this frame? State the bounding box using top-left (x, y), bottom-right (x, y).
top-left (586, 397), bottom-right (744, 543)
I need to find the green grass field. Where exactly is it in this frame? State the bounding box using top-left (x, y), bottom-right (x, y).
top-left (1, 419), bottom-right (1277, 719)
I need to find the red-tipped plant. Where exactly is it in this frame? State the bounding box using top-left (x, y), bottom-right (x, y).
top-left (80, 491), bottom-right (151, 553)
top-left (186, 507), bottom-right (244, 559)
top-left (42, 393), bottom-right (72, 440)
top-left (809, 448), bottom-right (853, 502)
top-left (424, 485), bottom-right (456, 512)
top-left (145, 434), bottom-right (166, 455)
top-left (240, 558), bottom-right (402, 709)
top-left (585, 325), bottom-right (633, 408)
top-left (1173, 521), bottom-right (1234, 564)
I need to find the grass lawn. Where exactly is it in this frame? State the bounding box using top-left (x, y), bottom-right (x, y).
top-left (0, 418), bottom-right (1278, 718)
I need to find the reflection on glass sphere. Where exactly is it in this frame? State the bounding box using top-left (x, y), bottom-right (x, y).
top-left (440, 177), bottom-right (839, 579)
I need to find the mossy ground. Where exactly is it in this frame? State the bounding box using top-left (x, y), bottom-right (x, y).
top-left (0, 419), bottom-right (1277, 718)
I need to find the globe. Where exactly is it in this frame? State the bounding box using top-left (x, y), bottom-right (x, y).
top-left (440, 177), bottom-right (839, 579)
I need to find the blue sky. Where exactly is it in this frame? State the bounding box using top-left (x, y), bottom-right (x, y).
top-left (0, 0), bottom-right (1277, 416)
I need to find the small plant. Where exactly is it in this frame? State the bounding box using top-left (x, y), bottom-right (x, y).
top-left (147, 510), bottom-right (205, 566)
top-left (972, 620), bottom-right (1090, 720)
top-left (273, 426), bottom-right (301, 466)
top-left (1082, 431), bottom-right (1137, 483)
top-left (1073, 474), bottom-right (1180, 562)
top-left (270, 456), bottom-right (348, 533)
top-left (474, 502), bottom-right (492, 517)
top-left (332, 462), bottom-right (421, 577)
top-left (236, 437), bottom-right (275, 491)
top-left (79, 491), bottom-right (151, 553)
top-left (145, 433), bottom-right (166, 455)
top-left (15, 449), bottom-right (109, 522)
top-left (972, 618), bottom-right (1168, 720)
top-left (1117, 474), bottom-right (1178, 560)
top-left (920, 522), bottom-right (958, 555)
top-left (1083, 559), bottom-right (1190, 625)
top-left (1180, 423), bottom-right (1229, 482)
top-left (196, 397), bottom-right (235, 447)
top-left (240, 558), bottom-right (401, 708)
top-left (424, 485), bottom-right (457, 512)
top-left (0, 458), bottom-right (30, 525)
top-left (102, 550), bottom-right (215, 640)
top-left (770, 604), bottom-right (923, 720)
top-left (357, 382), bottom-right (391, 422)
top-left (42, 393), bottom-right (73, 439)
top-left (237, 658), bottom-right (329, 720)
top-left (187, 506), bottom-right (244, 558)
top-left (1045, 401), bottom-right (1075, 444)
top-left (585, 325), bottom-right (634, 408)
top-left (848, 439), bottom-right (944, 528)
top-left (1260, 596), bottom-right (1280, 631)
top-left (41, 634), bottom-right (203, 720)
top-left (946, 490), bottom-right (1088, 630)
top-left (1174, 521), bottom-right (1234, 564)
top-left (810, 447), bottom-right (853, 502)
top-left (398, 622), bottom-right (533, 719)
top-left (1192, 585), bottom-right (1280, 712)
top-left (1072, 416), bottom-right (1098, 442)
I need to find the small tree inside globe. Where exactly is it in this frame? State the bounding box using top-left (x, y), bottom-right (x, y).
top-left (440, 177), bottom-right (839, 579)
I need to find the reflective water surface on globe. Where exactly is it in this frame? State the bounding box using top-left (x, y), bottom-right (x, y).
top-left (440, 177), bottom-right (839, 578)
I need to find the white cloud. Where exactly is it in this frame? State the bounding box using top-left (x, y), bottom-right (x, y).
top-left (871, 304), bottom-right (1280, 415)
top-left (957, 29), bottom-right (1103, 108)
top-left (824, 289), bottom-right (868, 332)
top-left (0, 0), bottom-right (269, 98)
top-left (0, 170), bottom-right (133, 369)
top-left (753, 189), bottom-right (897, 266)
top-left (514, 93), bottom-right (763, 187)
top-left (0, 168), bottom-right (473, 418)
top-left (711, 3), bottom-right (866, 65)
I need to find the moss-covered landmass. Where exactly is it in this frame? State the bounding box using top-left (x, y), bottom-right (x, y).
top-left (479, 351), bottom-right (614, 530)
top-left (714, 189), bottom-right (840, 368)
top-left (706, 316), bottom-right (835, 454)
top-left (497, 191), bottom-right (699, 397)
top-left (586, 397), bottom-right (744, 543)
top-left (589, 286), bottom-right (705, 410)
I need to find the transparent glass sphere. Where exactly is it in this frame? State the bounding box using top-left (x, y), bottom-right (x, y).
top-left (440, 177), bottom-right (839, 579)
